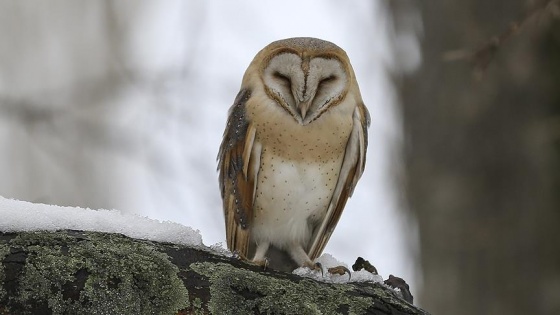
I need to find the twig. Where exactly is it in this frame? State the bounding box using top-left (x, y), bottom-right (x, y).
top-left (443, 0), bottom-right (560, 78)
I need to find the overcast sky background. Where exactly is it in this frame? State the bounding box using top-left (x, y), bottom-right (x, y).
top-left (0, 0), bottom-right (419, 292)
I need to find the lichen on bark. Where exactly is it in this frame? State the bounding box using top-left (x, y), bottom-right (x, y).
top-left (0, 231), bottom-right (189, 314)
top-left (190, 261), bottom-right (373, 314)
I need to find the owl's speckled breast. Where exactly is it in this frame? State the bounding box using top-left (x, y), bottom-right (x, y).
top-left (247, 93), bottom-right (354, 249)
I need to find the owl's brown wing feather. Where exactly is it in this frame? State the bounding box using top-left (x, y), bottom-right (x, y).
top-left (218, 89), bottom-right (258, 257)
top-left (308, 102), bottom-right (370, 260)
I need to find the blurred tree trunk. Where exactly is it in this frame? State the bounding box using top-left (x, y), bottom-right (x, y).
top-left (390, 1), bottom-right (560, 314)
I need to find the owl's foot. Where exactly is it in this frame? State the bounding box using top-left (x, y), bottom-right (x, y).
top-left (328, 265), bottom-right (352, 280)
top-left (252, 258), bottom-right (269, 270)
top-left (304, 261), bottom-right (324, 276)
top-left (233, 250), bottom-right (269, 270)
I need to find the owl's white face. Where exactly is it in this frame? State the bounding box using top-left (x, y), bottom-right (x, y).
top-left (263, 53), bottom-right (348, 125)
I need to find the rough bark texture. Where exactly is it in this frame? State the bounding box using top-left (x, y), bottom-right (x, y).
top-left (0, 230), bottom-right (429, 315)
top-left (391, 1), bottom-right (560, 314)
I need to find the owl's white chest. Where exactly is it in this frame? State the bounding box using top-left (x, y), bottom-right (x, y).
top-left (248, 101), bottom-right (353, 250)
top-left (251, 152), bottom-right (343, 249)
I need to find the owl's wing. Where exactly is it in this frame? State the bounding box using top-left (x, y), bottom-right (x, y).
top-left (218, 89), bottom-right (259, 258)
top-left (308, 102), bottom-right (370, 260)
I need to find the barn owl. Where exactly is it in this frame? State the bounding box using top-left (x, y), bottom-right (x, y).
top-left (218, 37), bottom-right (369, 273)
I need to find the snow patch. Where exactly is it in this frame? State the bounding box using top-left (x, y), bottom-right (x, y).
top-left (209, 242), bottom-right (233, 257)
top-left (293, 253), bottom-right (383, 284)
top-left (0, 196), bottom-right (202, 247)
top-left (350, 269), bottom-right (384, 283)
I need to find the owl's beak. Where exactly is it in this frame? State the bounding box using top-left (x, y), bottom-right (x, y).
top-left (298, 101), bottom-right (311, 120)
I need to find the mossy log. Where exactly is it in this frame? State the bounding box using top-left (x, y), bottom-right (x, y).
top-left (0, 230), bottom-right (429, 315)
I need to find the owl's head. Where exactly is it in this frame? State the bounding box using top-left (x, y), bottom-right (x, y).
top-left (242, 37), bottom-right (361, 125)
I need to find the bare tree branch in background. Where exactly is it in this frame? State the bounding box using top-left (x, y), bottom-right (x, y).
top-left (443, 0), bottom-right (560, 78)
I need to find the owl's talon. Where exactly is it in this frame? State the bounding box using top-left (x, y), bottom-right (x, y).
top-left (316, 262), bottom-right (324, 277)
top-left (233, 251), bottom-right (268, 270)
top-left (304, 261), bottom-right (324, 276)
top-left (328, 265), bottom-right (352, 280)
top-left (253, 258), bottom-right (269, 270)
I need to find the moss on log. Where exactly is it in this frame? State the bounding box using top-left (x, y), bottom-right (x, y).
top-left (0, 230), bottom-right (429, 315)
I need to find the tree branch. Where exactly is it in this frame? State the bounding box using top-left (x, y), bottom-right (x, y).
top-left (443, 0), bottom-right (560, 78)
top-left (0, 230), bottom-right (429, 315)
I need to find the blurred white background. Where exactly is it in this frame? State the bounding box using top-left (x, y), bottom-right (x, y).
top-left (0, 0), bottom-right (417, 292)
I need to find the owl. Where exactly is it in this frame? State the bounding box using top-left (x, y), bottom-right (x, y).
top-left (218, 37), bottom-right (369, 273)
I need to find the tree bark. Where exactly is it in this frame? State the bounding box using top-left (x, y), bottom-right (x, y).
top-left (390, 1), bottom-right (560, 314)
top-left (0, 230), bottom-right (429, 315)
